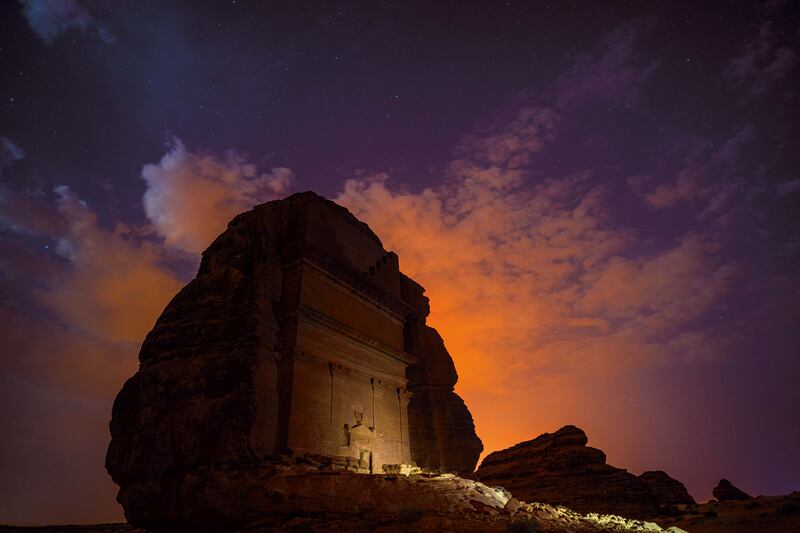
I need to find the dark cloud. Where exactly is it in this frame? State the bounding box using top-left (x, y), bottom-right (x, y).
top-left (776, 178), bottom-right (800, 197)
top-left (19, 0), bottom-right (113, 45)
top-left (727, 22), bottom-right (799, 98)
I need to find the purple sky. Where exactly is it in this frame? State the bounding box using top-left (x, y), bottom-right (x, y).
top-left (0, 0), bottom-right (798, 525)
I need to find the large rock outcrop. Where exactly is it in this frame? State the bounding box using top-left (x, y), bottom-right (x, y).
top-left (638, 471), bottom-right (696, 506)
top-left (105, 192), bottom-right (482, 529)
top-left (109, 454), bottom-right (688, 532)
top-left (713, 479), bottom-right (752, 501)
top-left (475, 426), bottom-right (662, 518)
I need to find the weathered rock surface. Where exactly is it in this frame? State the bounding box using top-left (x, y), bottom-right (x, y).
top-left (713, 479), bottom-right (753, 501)
top-left (101, 455), bottom-right (685, 532)
top-left (9, 491), bottom-right (800, 533)
top-left (401, 275), bottom-right (484, 473)
top-left (638, 471), bottom-right (696, 506)
top-left (12, 492), bottom-right (800, 533)
top-left (475, 425), bottom-right (662, 518)
top-left (105, 192), bottom-right (482, 529)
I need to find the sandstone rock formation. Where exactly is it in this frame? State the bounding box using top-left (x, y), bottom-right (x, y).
top-left (106, 192), bottom-right (481, 529)
top-left (475, 425), bottom-right (662, 518)
top-left (713, 479), bottom-right (753, 501)
top-left (638, 471), bottom-right (696, 506)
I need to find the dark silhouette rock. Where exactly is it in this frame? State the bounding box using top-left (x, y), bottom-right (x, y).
top-left (713, 478), bottom-right (753, 501)
top-left (475, 425), bottom-right (661, 518)
top-left (105, 192), bottom-right (482, 530)
top-left (666, 492), bottom-right (800, 532)
top-left (638, 470), bottom-right (696, 506)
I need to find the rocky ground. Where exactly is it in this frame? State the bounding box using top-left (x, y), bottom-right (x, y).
top-left (3, 487), bottom-right (798, 532)
top-left (0, 526), bottom-right (141, 533)
top-left (7, 428), bottom-right (795, 532)
top-left (649, 492), bottom-right (800, 533)
top-left (0, 463), bottom-right (688, 532)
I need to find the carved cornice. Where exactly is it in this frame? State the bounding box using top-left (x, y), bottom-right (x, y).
top-left (282, 240), bottom-right (413, 319)
top-left (297, 305), bottom-right (417, 366)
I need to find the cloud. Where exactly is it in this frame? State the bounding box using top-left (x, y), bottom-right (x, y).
top-left (19, 0), bottom-right (114, 45)
top-left (334, 82), bottom-right (745, 484)
top-left (2, 137), bottom-right (293, 343)
top-left (0, 153), bottom-right (183, 521)
top-left (33, 186), bottom-right (183, 343)
top-left (776, 178), bottom-right (800, 197)
top-left (0, 307), bottom-right (137, 401)
top-left (633, 126), bottom-right (754, 223)
top-left (0, 136), bottom-right (282, 521)
top-left (576, 233), bottom-right (734, 330)
top-left (1, 136), bottom-right (25, 165)
top-left (726, 22), bottom-right (799, 98)
top-left (551, 23), bottom-right (657, 111)
top-left (333, 24), bottom-right (734, 398)
top-left (337, 135), bottom-right (733, 397)
top-left (141, 138), bottom-right (293, 255)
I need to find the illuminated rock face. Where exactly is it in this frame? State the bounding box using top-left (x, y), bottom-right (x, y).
top-left (475, 425), bottom-right (662, 518)
top-left (105, 192), bottom-right (482, 528)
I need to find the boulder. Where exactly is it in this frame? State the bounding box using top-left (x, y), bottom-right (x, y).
top-left (475, 425), bottom-right (661, 518)
top-left (713, 478), bottom-right (753, 501)
top-left (638, 470), bottom-right (696, 506)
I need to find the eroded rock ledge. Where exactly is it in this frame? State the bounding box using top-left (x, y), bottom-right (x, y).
top-left (475, 426), bottom-right (689, 519)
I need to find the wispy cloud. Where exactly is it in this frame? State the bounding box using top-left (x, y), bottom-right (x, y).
top-left (775, 178), bottom-right (800, 198)
top-left (631, 125), bottom-right (755, 228)
top-left (726, 22), bottom-right (799, 98)
top-left (338, 143), bottom-right (733, 395)
top-left (36, 185), bottom-right (182, 342)
top-left (0, 136), bottom-right (294, 520)
top-left (19, 0), bottom-right (114, 45)
top-left (142, 138), bottom-right (293, 255)
top-left (334, 26), bottom-right (740, 459)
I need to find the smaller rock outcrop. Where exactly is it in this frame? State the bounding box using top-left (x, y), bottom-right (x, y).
top-left (713, 479), bottom-right (752, 501)
top-left (475, 425), bottom-right (661, 518)
top-left (638, 471), bottom-right (696, 506)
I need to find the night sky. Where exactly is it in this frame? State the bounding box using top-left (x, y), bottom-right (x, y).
top-left (1, 0), bottom-right (799, 525)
